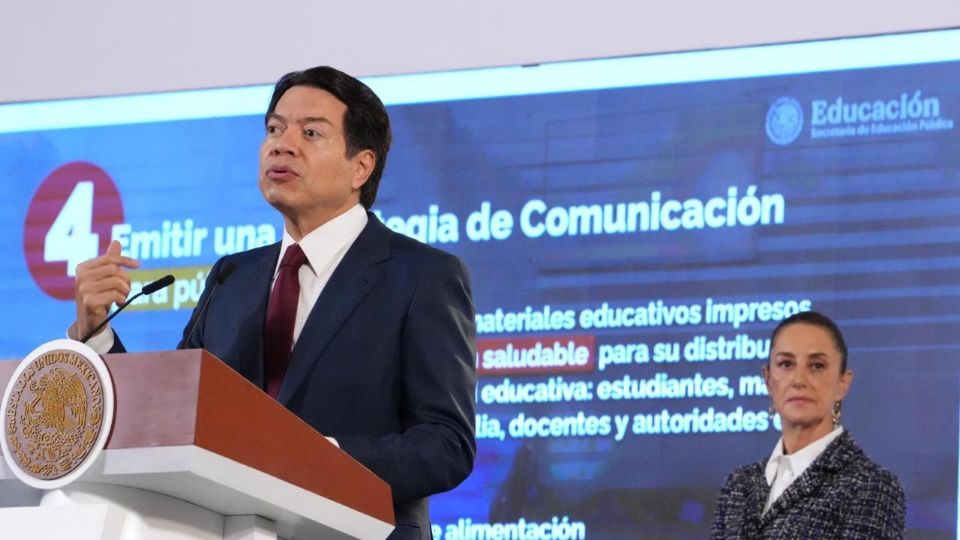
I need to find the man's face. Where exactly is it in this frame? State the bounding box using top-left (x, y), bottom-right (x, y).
top-left (258, 85), bottom-right (373, 234)
top-left (763, 323), bottom-right (852, 433)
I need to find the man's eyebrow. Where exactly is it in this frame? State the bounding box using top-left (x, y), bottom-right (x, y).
top-left (300, 116), bottom-right (334, 126)
top-left (265, 113), bottom-right (334, 127)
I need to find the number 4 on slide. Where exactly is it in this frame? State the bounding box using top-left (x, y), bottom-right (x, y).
top-left (44, 181), bottom-right (100, 277)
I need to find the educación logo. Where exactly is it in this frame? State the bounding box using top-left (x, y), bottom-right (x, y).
top-left (765, 97), bottom-right (804, 145)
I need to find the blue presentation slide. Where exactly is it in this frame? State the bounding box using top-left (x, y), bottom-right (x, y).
top-left (1, 29), bottom-right (959, 539)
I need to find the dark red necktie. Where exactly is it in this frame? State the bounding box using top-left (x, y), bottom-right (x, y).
top-left (264, 243), bottom-right (307, 399)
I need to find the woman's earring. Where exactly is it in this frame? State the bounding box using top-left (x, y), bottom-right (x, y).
top-left (832, 401), bottom-right (842, 428)
top-left (768, 402), bottom-right (776, 415)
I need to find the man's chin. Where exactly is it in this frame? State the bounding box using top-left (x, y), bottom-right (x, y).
top-left (260, 189), bottom-right (292, 210)
top-left (261, 195), bottom-right (296, 218)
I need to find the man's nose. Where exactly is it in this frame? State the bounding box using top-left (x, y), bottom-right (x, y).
top-left (271, 131), bottom-right (297, 155)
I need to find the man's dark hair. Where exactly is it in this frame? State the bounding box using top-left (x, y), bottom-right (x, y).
top-left (266, 66), bottom-right (391, 209)
top-left (770, 310), bottom-right (849, 372)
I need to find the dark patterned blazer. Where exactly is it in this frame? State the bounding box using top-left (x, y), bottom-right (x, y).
top-left (712, 431), bottom-right (904, 539)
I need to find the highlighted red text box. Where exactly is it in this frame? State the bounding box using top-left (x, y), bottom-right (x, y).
top-left (477, 334), bottom-right (596, 376)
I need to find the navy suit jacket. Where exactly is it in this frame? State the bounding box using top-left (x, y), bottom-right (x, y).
top-left (115, 214), bottom-right (477, 539)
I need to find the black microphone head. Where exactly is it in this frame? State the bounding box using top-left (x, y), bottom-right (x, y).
top-left (142, 274), bottom-right (175, 295)
top-left (217, 262), bottom-right (238, 285)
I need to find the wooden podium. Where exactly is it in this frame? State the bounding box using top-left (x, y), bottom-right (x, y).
top-left (0, 349), bottom-right (395, 539)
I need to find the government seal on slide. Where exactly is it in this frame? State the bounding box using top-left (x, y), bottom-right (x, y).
top-left (1, 339), bottom-right (115, 489)
top-left (765, 96), bottom-right (804, 145)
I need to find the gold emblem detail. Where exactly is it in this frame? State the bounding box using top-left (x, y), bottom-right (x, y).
top-left (4, 349), bottom-right (105, 480)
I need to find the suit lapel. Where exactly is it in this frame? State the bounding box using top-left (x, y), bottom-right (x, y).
top-left (276, 217), bottom-right (391, 404)
top-left (759, 432), bottom-right (850, 526)
top-left (749, 464), bottom-right (769, 527)
top-left (761, 464), bottom-right (823, 524)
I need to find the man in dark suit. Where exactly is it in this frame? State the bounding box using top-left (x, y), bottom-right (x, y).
top-left (72, 66), bottom-right (477, 540)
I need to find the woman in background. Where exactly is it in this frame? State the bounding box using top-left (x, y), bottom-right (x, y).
top-left (712, 311), bottom-right (904, 539)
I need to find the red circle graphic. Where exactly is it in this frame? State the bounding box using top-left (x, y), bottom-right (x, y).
top-left (23, 162), bottom-right (124, 300)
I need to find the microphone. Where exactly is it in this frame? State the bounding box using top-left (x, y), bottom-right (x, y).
top-left (80, 274), bottom-right (176, 343)
top-left (142, 274), bottom-right (175, 294)
top-left (179, 262), bottom-right (237, 349)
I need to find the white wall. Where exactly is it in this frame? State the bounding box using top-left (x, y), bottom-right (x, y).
top-left (2, 0), bottom-right (958, 103)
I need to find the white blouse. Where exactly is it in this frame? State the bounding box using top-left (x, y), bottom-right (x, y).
top-left (763, 426), bottom-right (844, 514)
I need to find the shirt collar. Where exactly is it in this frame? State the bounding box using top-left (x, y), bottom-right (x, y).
top-left (277, 205), bottom-right (368, 276)
top-left (765, 425), bottom-right (844, 485)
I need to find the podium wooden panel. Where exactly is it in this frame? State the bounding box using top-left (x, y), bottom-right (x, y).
top-left (0, 349), bottom-right (395, 539)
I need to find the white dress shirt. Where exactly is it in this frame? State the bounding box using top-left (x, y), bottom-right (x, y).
top-left (273, 204), bottom-right (367, 349)
top-left (78, 204), bottom-right (368, 355)
top-left (763, 426), bottom-right (844, 514)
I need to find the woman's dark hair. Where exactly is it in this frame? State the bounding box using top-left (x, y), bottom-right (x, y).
top-left (266, 66), bottom-right (391, 209)
top-left (770, 310), bottom-right (848, 372)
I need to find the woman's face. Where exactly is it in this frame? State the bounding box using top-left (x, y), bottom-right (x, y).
top-left (763, 323), bottom-right (853, 434)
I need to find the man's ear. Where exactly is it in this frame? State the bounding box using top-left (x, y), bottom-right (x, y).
top-left (352, 149), bottom-right (376, 190)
